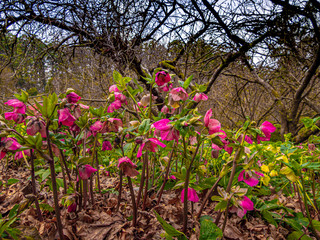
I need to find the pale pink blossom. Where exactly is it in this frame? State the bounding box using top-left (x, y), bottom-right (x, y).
top-left (107, 100), bottom-right (122, 113)
top-left (161, 105), bottom-right (175, 114)
top-left (193, 93), bottom-right (208, 102)
top-left (26, 117), bottom-right (46, 138)
top-left (230, 196), bottom-right (254, 218)
top-left (4, 112), bottom-right (25, 124)
top-left (170, 87), bottom-right (188, 101)
top-left (109, 84), bottom-right (120, 93)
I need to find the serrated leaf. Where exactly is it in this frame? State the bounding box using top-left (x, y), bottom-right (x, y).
top-left (154, 211), bottom-right (187, 240)
top-left (138, 119), bottom-right (151, 134)
top-left (261, 210), bottom-right (277, 227)
top-left (113, 70), bottom-right (122, 84)
top-left (199, 216), bottom-right (223, 240)
top-left (7, 178), bottom-right (19, 186)
top-left (183, 75), bottom-right (193, 89)
top-left (214, 200), bottom-right (228, 211)
top-left (287, 231), bottom-right (312, 240)
top-left (39, 203), bottom-right (54, 212)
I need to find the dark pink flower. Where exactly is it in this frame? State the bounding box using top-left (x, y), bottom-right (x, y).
top-left (102, 118), bottom-right (123, 132)
top-left (137, 138), bottom-right (166, 158)
top-left (90, 121), bottom-right (103, 136)
top-left (238, 196), bottom-right (254, 218)
top-left (26, 117), bottom-right (46, 138)
top-left (102, 141), bottom-right (112, 151)
top-left (79, 164), bottom-right (97, 180)
top-left (181, 188), bottom-right (199, 203)
top-left (109, 84), bottom-right (120, 93)
top-left (66, 92), bottom-right (81, 103)
top-left (67, 202), bottom-right (77, 212)
top-left (107, 100), bottom-right (122, 113)
top-left (4, 99), bottom-right (26, 114)
top-left (159, 83), bottom-right (173, 92)
top-left (153, 119), bottom-right (179, 143)
top-left (118, 157), bottom-right (139, 177)
top-left (193, 93), bottom-right (208, 102)
top-left (257, 121), bottom-right (276, 142)
top-left (114, 92), bottom-right (127, 105)
top-left (308, 144), bottom-right (316, 152)
top-left (58, 108), bottom-right (76, 126)
top-left (4, 112), bottom-right (25, 124)
top-left (161, 105), bottom-right (175, 114)
top-left (170, 87), bottom-right (188, 101)
top-left (0, 137), bottom-right (21, 160)
top-left (238, 169), bottom-right (264, 187)
top-left (155, 71), bottom-right (171, 86)
top-left (14, 150), bottom-right (32, 160)
top-left (169, 175), bottom-right (177, 180)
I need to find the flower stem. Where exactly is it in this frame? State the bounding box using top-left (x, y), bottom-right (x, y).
top-left (30, 150), bottom-right (43, 221)
top-left (127, 176), bottom-right (137, 227)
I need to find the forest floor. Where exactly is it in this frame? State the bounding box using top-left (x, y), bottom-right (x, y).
top-left (0, 164), bottom-right (308, 240)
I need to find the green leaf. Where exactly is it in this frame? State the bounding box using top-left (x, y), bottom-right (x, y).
top-left (7, 179), bottom-right (19, 186)
top-left (199, 216), bottom-right (223, 240)
top-left (214, 200), bottom-right (228, 211)
top-left (183, 75), bottom-right (193, 89)
top-left (154, 211), bottom-right (187, 240)
top-left (138, 119), bottom-right (151, 135)
top-left (113, 70), bottom-right (122, 84)
top-left (287, 231), bottom-right (312, 240)
top-left (9, 205), bottom-right (19, 219)
top-left (261, 210), bottom-right (277, 227)
top-left (39, 203), bottom-right (54, 212)
top-left (312, 220), bottom-right (320, 231)
top-left (41, 169), bottom-right (51, 182)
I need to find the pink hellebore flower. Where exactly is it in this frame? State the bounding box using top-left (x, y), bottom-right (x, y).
top-left (118, 157), bottom-right (139, 177)
top-left (14, 149), bottom-right (33, 160)
top-left (102, 141), bottom-right (112, 151)
top-left (170, 87), bottom-right (188, 101)
top-left (4, 112), bottom-right (25, 124)
top-left (204, 109), bottom-right (225, 136)
top-left (66, 92), bottom-right (81, 104)
top-left (169, 175), bottom-right (177, 180)
top-left (114, 92), bottom-right (127, 105)
top-left (4, 99), bottom-right (26, 114)
top-left (237, 196), bottom-right (254, 218)
top-left (181, 188), bottom-right (199, 203)
top-left (58, 108), bottom-right (76, 126)
top-left (0, 137), bottom-right (21, 160)
top-left (211, 143), bottom-right (221, 159)
top-left (159, 83), bottom-right (173, 92)
top-left (257, 121), bottom-right (276, 142)
top-left (107, 100), bottom-right (122, 113)
top-left (155, 71), bottom-right (171, 86)
top-left (193, 93), bottom-right (208, 103)
top-left (26, 117), bottom-right (47, 138)
top-left (137, 138), bottom-right (166, 158)
top-left (238, 169), bottom-right (264, 187)
top-left (153, 119), bottom-right (179, 143)
top-left (67, 202), bottom-right (77, 212)
top-left (102, 118), bottom-right (123, 132)
top-left (79, 164), bottom-right (97, 180)
top-left (90, 121), bottom-right (103, 136)
top-left (161, 105), bottom-right (175, 114)
top-left (109, 84), bottom-right (120, 93)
